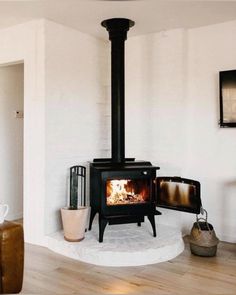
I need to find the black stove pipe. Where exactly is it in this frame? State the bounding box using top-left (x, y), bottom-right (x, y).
top-left (101, 18), bottom-right (135, 163)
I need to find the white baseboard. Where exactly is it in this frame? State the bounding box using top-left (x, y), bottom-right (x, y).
top-left (217, 233), bottom-right (236, 244)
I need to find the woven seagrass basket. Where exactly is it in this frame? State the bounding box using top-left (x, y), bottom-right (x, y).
top-left (189, 209), bottom-right (219, 257)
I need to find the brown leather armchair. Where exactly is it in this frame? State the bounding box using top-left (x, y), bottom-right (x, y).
top-left (0, 221), bottom-right (24, 294)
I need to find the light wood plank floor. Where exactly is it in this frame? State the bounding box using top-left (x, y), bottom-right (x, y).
top-left (21, 238), bottom-right (236, 294)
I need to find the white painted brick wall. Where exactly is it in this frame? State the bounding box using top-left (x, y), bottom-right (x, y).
top-left (126, 22), bottom-right (236, 242)
top-left (44, 20), bottom-right (110, 234)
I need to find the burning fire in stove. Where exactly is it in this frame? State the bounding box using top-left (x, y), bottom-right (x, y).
top-left (106, 179), bottom-right (149, 206)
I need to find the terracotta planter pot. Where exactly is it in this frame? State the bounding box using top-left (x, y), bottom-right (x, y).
top-left (61, 206), bottom-right (90, 242)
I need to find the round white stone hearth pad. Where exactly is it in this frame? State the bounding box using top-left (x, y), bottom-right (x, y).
top-left (46, 222), bottom-right (184, 267)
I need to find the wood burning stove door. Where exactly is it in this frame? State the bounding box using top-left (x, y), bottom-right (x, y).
top-left (155, 177), bottom-right (202, 214)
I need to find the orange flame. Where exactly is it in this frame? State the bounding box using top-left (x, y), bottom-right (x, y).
top-left (106, 179), bottom-right (149, 206)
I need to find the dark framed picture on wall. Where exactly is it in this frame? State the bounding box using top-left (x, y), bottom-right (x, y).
top-left (219, 70), bottom-right (236, 127)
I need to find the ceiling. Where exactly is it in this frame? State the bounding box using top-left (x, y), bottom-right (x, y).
top-left (1, 0), bottom-right (236, 39)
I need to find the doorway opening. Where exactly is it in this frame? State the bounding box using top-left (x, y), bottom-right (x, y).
top-left (0, 63), bottom-right (24, 225)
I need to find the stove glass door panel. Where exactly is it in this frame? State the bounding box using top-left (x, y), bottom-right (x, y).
top-left (106, 178), bottom-right (150, 206)
top-left (155, 177), bottom-right (202, 214)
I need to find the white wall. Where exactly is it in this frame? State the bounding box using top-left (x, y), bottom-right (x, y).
top-left (184, 21), bottom-right (236, 242)
top-left (126, 21), bottom-right (236, 242)
top-left (0, 20), bottom-right (45, 245)
top-left (126, 29), bottom-right (190, 233)
top-left (126, 29), bottom-right (187, 168)
top-left (44, 20), bottom-right (108, 234)
top-left (0, 63), bottom-right (24, 220)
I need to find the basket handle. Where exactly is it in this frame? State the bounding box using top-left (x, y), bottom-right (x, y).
top-left (196, 208), bottom-right (212, 233)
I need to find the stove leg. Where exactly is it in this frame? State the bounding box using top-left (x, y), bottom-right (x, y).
top-left (99, 215), bottom-right (108, 243)
top-left (148, 214), bottom-right (156, 237)
top-left (88, 208), bottom-right (97, 231)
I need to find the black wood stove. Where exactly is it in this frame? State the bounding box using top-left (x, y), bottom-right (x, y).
top-left (89, 18), bottom-right (161, 242)
top-left (89, 159), bottom-right (161, 242)
top-left (89, 18), bottom-right (202, 242)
